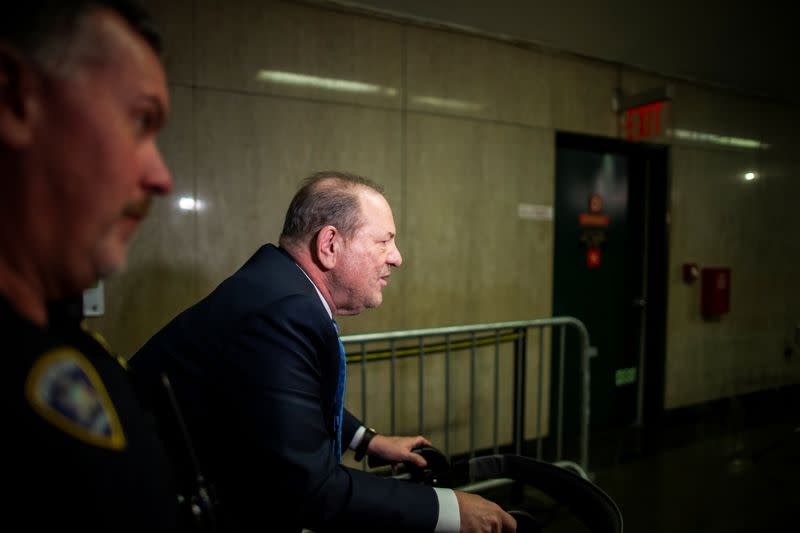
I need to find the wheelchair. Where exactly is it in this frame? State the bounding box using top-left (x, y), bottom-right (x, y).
top-left (372, 447), bottom-right (623, 533)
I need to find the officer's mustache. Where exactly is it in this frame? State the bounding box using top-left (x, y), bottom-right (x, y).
top-left (122, 196), bottom-right (152, 220)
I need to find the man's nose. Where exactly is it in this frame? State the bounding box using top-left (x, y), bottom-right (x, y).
top-left (143, 142), bottom-right (173, 195)
top-left (388, 243), bottom-right (402, 267)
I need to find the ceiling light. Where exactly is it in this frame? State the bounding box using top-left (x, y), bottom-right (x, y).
top-left (668, 129), bottom-right (768, 150)
top-left (256, 70), bottom-right (397, 96)
top-left (412, 95), bottom-right (483, 112)
top-left (178, 197), bottom-right (203, 211)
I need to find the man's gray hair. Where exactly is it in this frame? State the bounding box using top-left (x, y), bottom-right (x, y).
top-left (280, 171), bottom-right (384, 247)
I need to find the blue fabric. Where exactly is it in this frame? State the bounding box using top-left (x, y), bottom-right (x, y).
top-left (331, 320), bottom-right (347, 463)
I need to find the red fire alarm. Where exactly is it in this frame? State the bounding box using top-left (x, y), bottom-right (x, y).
top-left (701, 267), bottom-right (731, 317)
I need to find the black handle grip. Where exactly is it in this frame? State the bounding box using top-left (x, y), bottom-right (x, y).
top-left (367, 446), bottom-right (445, 468)
top-left (368, 447), bottom-right (452, 487)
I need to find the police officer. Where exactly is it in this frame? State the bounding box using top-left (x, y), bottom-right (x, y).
top-left (2, 1), bottom-right (182, 529)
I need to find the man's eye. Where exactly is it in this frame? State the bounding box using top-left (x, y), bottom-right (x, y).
top-left (134, 113), bottom-right (154, 135)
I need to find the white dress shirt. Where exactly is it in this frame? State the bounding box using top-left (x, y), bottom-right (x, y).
top-left (296, 262), bottom-right (461, 532)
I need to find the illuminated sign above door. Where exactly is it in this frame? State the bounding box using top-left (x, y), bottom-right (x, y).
top-left (624, 102), bottom-right (664, 141)
top-left (614, 86), bottom-right (673, 142)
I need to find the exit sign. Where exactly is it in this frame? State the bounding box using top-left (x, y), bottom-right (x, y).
top-left (624, 102), bottom-right (664, 141)
top-left (615, 86), bottom-right (672, 142)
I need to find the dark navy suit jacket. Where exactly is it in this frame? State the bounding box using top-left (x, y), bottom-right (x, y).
top-left (131, 244), bottom-right (439, 532)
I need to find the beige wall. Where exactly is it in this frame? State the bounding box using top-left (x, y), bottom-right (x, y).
top-left (663, 90), bottom-right (800, 407)
top-left (87, 1), bottom-right (799, 445)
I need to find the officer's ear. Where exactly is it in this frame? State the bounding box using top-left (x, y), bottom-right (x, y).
top-left (0, 44), bottom-right (41, 148)
top-left (315, 225), bottom-right (339, 270)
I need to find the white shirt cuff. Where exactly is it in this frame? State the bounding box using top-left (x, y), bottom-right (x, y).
top-left (433, 488), bottom-right (460, 533)
top-left (348, 425), bottom-right (367, 450)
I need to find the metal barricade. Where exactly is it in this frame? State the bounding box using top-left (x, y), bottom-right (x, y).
top-left (341, 317), bottom-right (594, 472)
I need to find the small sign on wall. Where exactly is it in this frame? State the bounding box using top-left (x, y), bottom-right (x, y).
top-left (83, 280), bottom-right (105, 317)
top-left (517, 203), bottom-right (553, 221)
top-left (615, 366), bottom-right (638, 386)
top-left (586, 247), bottom-right (602, 268)
top-left (580, 194), bottom-right (608, 269)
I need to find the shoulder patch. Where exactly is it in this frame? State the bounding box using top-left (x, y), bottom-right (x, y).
top-left (25, 347), bottom-right (127, 450)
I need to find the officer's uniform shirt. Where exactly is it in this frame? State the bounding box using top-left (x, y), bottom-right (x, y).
top-left (8, 297), bottom-right (180, 531)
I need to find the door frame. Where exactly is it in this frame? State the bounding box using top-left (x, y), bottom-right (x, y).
top-left (554, 132), bottom-right (670, 430)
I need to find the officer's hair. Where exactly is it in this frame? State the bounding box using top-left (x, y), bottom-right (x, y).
top-left (0, 1), bottom-right (162, 70)
top-left (280, 171), bottom-right (384, 247)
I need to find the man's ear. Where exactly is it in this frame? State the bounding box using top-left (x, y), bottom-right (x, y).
top-left (315, 225), bottom-right (339, 270)
top-left (0, 44), bottom-right (40, 148)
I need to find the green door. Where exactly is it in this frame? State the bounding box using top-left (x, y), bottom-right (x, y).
top-left (551, 133), bottom-right (668, 444)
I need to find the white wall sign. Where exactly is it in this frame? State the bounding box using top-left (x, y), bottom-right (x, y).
top-left (83, 280), bottom-right (105, 317)
top-left (517, 203), bottom-right (553, 221)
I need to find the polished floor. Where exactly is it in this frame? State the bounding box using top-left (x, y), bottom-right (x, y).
top-left (591, 390), bottom-right (799, 533)
top-left (467, 386), bottom-right (799, 533)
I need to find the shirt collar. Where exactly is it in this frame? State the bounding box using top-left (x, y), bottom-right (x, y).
top-left (293, 262), bottom-right (333, 319)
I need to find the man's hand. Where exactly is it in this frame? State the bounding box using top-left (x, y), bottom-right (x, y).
top-left (455, 491), bottom-right (517, 533)
top-left (366, 434), bottom-right (432, 468)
